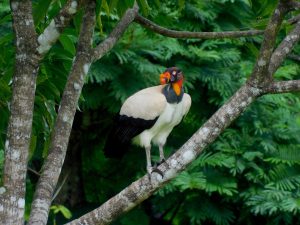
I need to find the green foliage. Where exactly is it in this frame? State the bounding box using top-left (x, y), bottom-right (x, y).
top-left (1, 0), bottom-right (300, 225)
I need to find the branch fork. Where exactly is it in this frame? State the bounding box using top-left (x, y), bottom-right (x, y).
top-left (2, 0), bottom-right (300, 224)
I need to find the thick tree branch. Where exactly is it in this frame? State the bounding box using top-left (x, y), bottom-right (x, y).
top-left (28, 2), bottom-right (96, 225)
top-left (134, 14), bottom-right (264, 39)
top-left (0, 1), bottom-right (39, 224)
top-left (65, 2), bottom-right (300, 225)
top-left (1, 0), bottom-right (83, 223)
top-left (66, 84), bottom-right (262, 225)
top-left (29, 2), bottom-right (139, 225)
top-left (263, 80), bottom-right (300, 93)
top-left (269, 21), bottom-right (300, 75)
top-left (37, 0), bottom-right (80, 54)
top-left (249, 1), bottom-right (291, 86)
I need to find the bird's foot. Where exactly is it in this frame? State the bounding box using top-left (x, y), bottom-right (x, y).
top-left (147, 166), bottom-right (164, 178)
top-left (158, 158), bottom-right (166, 165)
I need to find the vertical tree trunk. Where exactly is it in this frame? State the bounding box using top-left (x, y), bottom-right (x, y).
top-left (0, 1), bottom-right (39, 224)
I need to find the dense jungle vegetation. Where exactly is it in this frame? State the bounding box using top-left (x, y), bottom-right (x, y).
top-left (1, 0), bottom-right (300, 224)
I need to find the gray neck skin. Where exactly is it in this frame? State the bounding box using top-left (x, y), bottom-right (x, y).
top-left (162, 84), bottom-right (184, 104)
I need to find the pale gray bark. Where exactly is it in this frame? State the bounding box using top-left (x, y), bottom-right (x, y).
top-left (0, 1), bottom-right (39, 224)
top-left (28, 3), bottom-right (139, 225)
top-left (263, 80), bottom-right (300, 93)
top-left (37, 0), bottom-right (80, 54)
top-left (249, 0), bottom-right (290, 86)
top-left (269, 21), bottom-right (300, 75)
top-left (66, 84), bottom-right (262, 225)
top-left (134, 14), bottom-right (264, 39)
top-left (65, 1), bottom-right (300, 225)
top-left (2, 0), bottom-right (300, 224)
top-left (28, 2), bottom-right (96, 225)
top-left (0, 0), bottom-right (81, 224)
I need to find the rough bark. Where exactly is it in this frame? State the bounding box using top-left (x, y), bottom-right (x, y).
top-left (28, 2), bottom-right (96, 225)
top-left (0, 0), bottom-right (81, 224)
top-left (66, 84), bottom-right (262, 225)
top-left (1, 0), bottom-right (299, 224)
top-left (0, 1), bottom-right (39, 224)
top-left (28, 3), bottom-right (139, 225)
top-left (37, 0), bottom-right (80, 54)
top-left (134, 14), bottom-right (264, 39)
top-left (65, 1), bottom-right (300, 225)
top-left (269, 21), bottom-right (300, 75)
top-left (263, 80), bottom-right (300, 93)
top-left (249, 1), bottom-right (290, 86)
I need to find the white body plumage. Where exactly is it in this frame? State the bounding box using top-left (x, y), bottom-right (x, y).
top-left (120, 85), bottom-right (191, 149)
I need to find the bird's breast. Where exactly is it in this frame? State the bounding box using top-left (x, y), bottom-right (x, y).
top-left (133, 101), bottom-right (185, 148)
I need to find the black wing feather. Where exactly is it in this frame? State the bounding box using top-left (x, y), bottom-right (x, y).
top-left (103, 115), bottom-right (158, 158)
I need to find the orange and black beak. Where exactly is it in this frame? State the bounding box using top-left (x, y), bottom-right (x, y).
top-left (160, 72), bottom-right (171, 85)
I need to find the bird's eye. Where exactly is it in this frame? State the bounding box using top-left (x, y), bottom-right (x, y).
top-left (172, 71), bottom-right (176, 75)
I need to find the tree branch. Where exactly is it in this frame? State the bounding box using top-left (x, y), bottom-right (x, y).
top-left (92, 3), bottom-right (139, 61)
top-left (66, 84), bottom-right (262, 225)
top-left (289, 1), bottom-right (300, 10)
top-left (269, 21), bottom-right (300, 75)
top-left (288, 53), bottom-right (300, 62)
top-left (287, 14), bottom-right (300, 24)
top-left (28, 2), bottom-right (139, 225)
top-left (66, 2), bottom-right (299, 224)
top-left (134, 14), bottom-right (264, 39)
top-left (37, 0), bottom-right (80, 54)
top-left (28, 2), bottom-right (96, 225)
top-left (248, 0), bottom-right (291, 86)
top-left (263, 80), bottom-right (300, 93)
top-left (0, 1), bottom-right (39, 224)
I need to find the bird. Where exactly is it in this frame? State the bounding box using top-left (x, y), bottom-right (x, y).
top-left (103, 67), bottom-right (191, 176)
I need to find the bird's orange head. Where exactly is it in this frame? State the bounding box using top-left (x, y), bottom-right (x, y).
top-left (160, 67), bottom-right (183, 85)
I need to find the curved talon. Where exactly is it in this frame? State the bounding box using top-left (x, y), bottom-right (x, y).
top-left (151, 167), bottom-right (164, 178)
top-left (147, 166), bottom-right (164, 178)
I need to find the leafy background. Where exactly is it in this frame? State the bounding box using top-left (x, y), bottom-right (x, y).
top-left (1, 0), bottom-right (300, 224)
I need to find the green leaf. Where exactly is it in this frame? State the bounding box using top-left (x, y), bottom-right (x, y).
top-left (59, 34), bottom-right (76, 55)
top-left (178, 0), bottom-right (185, 11)
top-left (33, 0), bottom-right (52, 25)
top-left (58, 205), bottom-right (72, 219)
top-left (137, 0), bottom-right (149, 16)
top-left (101, 0), bottom-right (110, 15)
top-left (28, 135), bottom-right (37, 161)
top-left (109, 0), bottom-right (119, 12)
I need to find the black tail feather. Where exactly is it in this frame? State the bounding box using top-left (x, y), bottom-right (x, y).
top-left (103, 114), bottom-right (158, 159)
top-left (103, 127), bottom-right (132, 159)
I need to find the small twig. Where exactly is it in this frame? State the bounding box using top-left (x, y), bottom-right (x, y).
top-left (51, 171), bottom-right (70, 202)
top-left (288, 53), bottom-right (300, 62)
top-left (263, 80), bottom-right (300, 94)
top-left (92, 4), bottom-right (139, 61)
top-left (134, 14), bottom-right (264, 39)
top-left (287, 14), bottom-right (300, 25)
top-left (27, 167), bottom-right (41, 176)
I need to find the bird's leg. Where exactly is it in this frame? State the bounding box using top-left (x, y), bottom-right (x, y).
top-left (159, 144), bottom-right (166, 164)
top-left (145, 146), bottom-right (164, 178)
top-left (145, 146), bottom-right (152, 175)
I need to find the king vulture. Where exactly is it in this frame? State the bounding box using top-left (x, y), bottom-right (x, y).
top-left (104, 67), bottom-right (191, 175)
